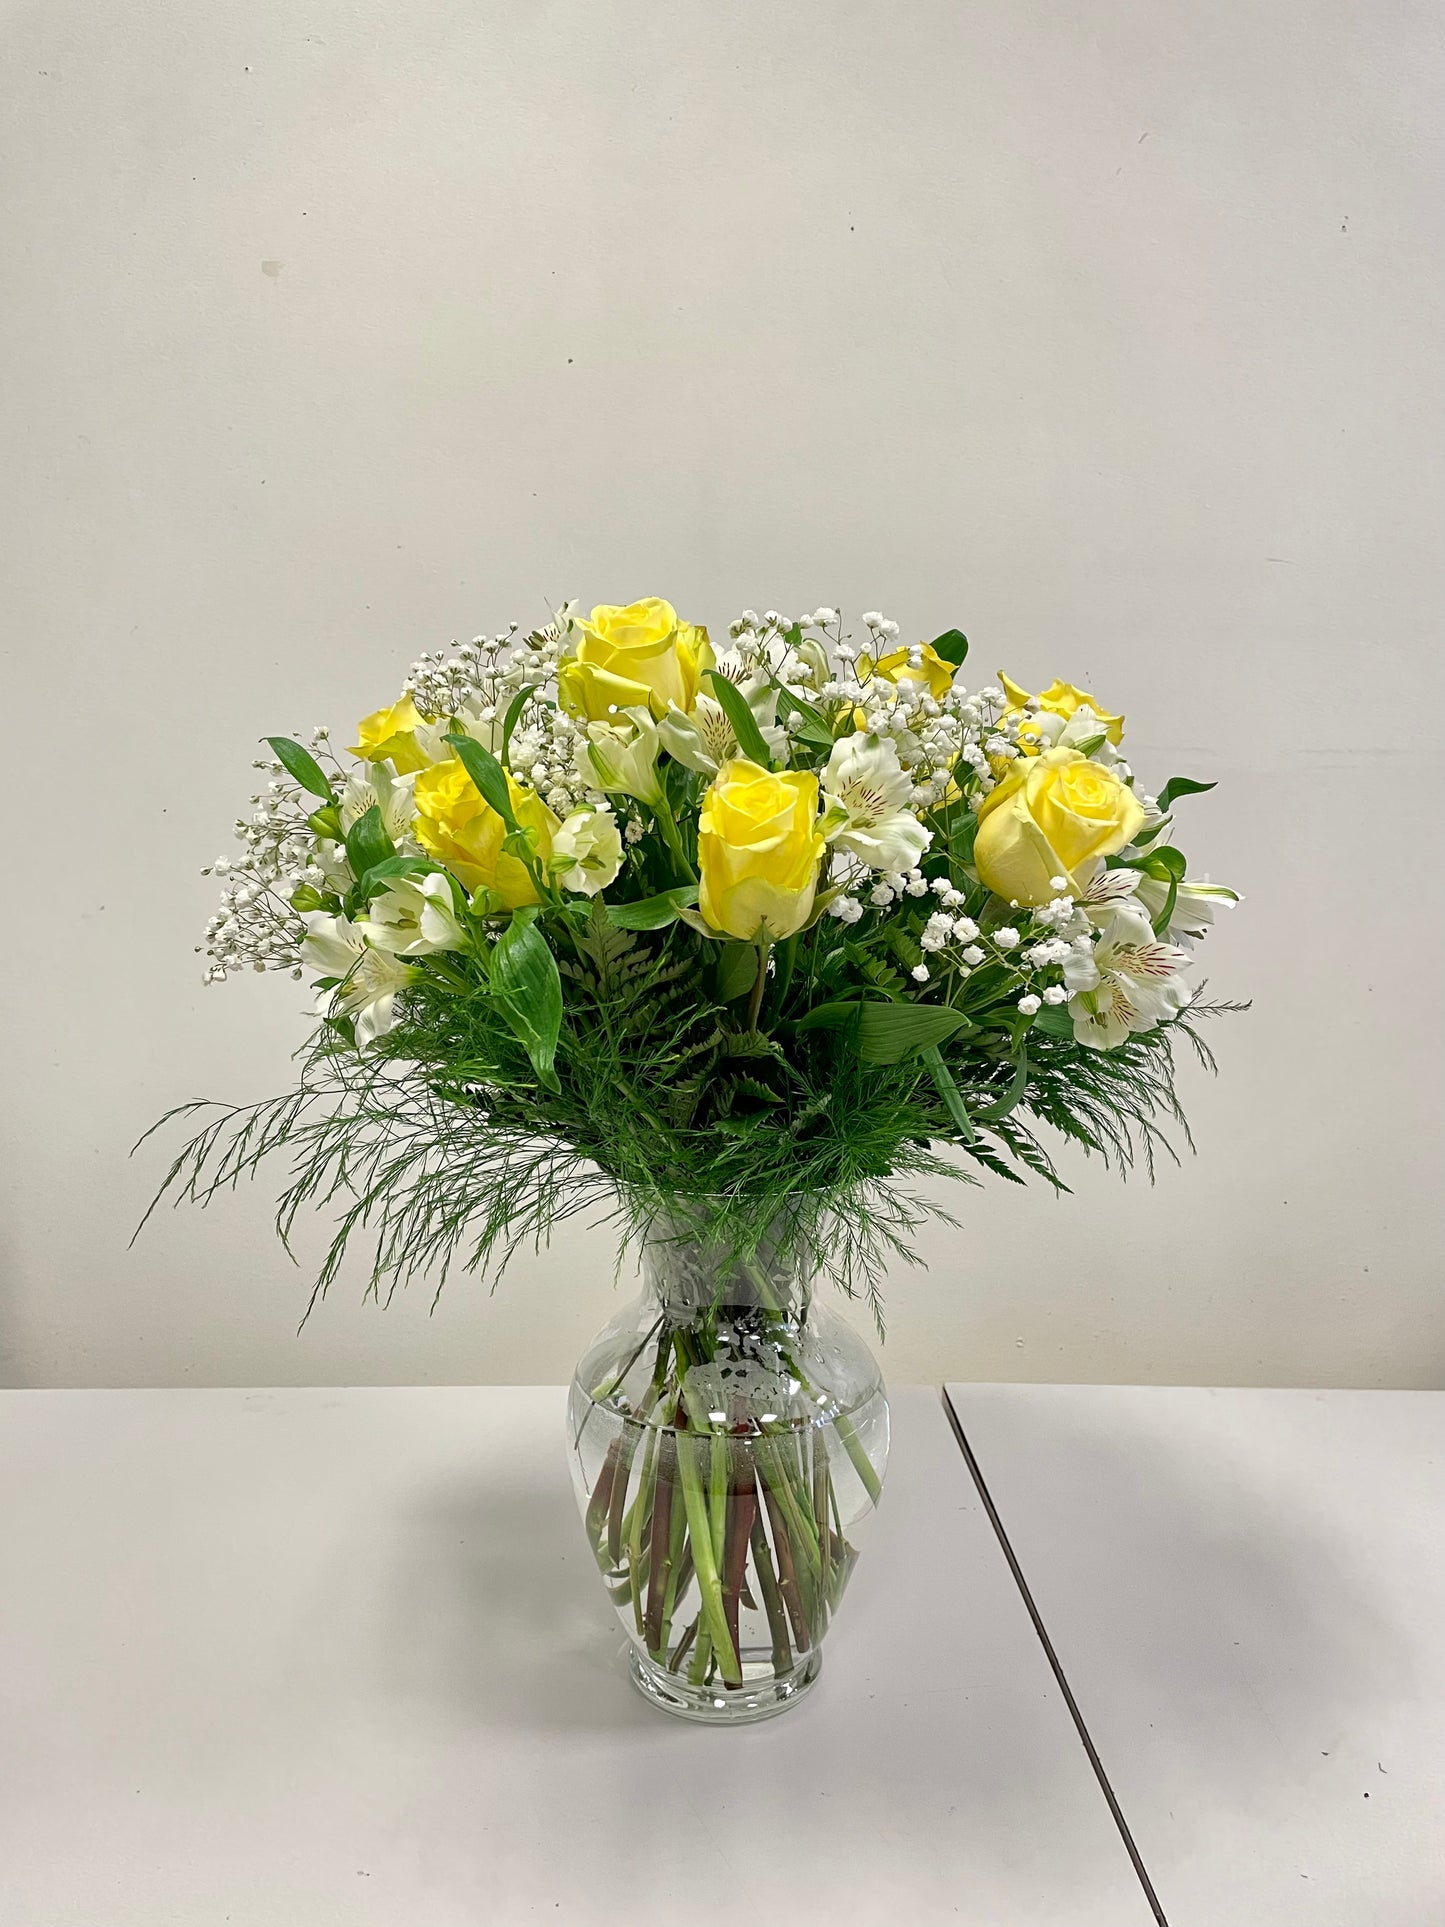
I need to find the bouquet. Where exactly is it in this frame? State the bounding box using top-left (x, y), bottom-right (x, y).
top-left (148, 596), bottom-right (1238, 1717)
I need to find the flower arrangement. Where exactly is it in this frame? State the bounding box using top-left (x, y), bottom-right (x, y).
top-left (150, 595), bottom-right (1238, 1318)
top-left (147, 595), bottom-right (1239, 1719)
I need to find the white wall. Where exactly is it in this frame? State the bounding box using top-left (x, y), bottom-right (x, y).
top-left (3, 0), bottom-right (1441, 1391)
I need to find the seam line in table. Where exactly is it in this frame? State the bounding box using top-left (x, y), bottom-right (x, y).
top-left (939, 1386), bottom-right (1170, 1927)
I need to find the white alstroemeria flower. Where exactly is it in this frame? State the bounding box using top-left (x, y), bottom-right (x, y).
top-left (1078, 862), bottom-right (1143, 924)
top-left (301, 912), bottom-right (415, 1046)
top-left (552, 805), bottom-right (623, 896)
top-left (657, 655), bottom-right (788, 777)
top-left (1135, 873), bottom-right (1241, 943)
top-left (657, 693), bottom-right (788, 776)
top-left (576, 707), bottom-right (664, 805)
top-left (339, 761), bottom-right (417, 844)
top-left (358, 872), bottom-right (465, 955)
top-left (1064, 905), bottom-right (1191, 1051)
top-left (819, 733), bottom-right (932, 872)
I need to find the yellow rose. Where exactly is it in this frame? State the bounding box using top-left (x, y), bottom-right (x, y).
top-left (349, 695), bottom-right (435, 775)
top-left (557, 598), bottom-right (713, 722)
top-left (973, 747), bottom-right (1146, 905)
top-left (697, 758), bottom-right (825, 941)
top-left (871, 643), bottom-right (956, 703)
top-left (412, 758), bottom-right (559, 908)
top-left (999, 673), bottom-right (1124, 750)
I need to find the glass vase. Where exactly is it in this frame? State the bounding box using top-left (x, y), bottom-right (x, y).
top-left (567, 1205), bottom-right (889, 1724)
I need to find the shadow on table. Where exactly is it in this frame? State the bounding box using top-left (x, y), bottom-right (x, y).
top-left (378, 1470), bottom-right (651, 1736)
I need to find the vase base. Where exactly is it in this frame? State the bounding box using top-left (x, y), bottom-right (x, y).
top-left (627, 1645), bottom-right (822, 1725)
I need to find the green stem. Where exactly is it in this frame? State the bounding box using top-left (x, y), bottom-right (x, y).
top-left (757, 1471), bottom-right (811, 1651)
top-left (688, 1625), bottom-right (714, 1688)
top-left (626, 1426), bottom-right (658, 1636)
top-left (658, 1476), bottom-right (687, 1660)
top-left (651, 789), bottom-right (696, 885)
top-left (812, 1430), bottom-right (831, 1619)
top-left (749, 1510), bottom-right (793, 1675)
top-left (708, 1427), bottom-right (729, 1577)
top-left (644, 1433), bottom-right (677, 1657)
top-left (745, 940), bottom-right (772, 1031)
top-left (722, 1454), bottom-right (758, 1667)
top-left (674, 1429), bottom-right (741, 1685)
top-left (831, 1409), bottom-right (884, 1506)
top-left (668, 1615), bottom-right (699, 1674)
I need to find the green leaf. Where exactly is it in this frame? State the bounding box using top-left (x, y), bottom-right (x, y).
top-left (444, 732), bottom-right (517, 829)
top-left (1138, 844), bottom-right (1187, 883)
top-left (499, 686), bottom-right (535, 770)
top-left (929, 628), bottom-right (969, 666)
top-left (922, 1043), bottom-right (974, 1140)
top-left (358, 854), bottom-right (435, 887)
top-left (347, 853), bottom-right (437, 914)
top-left (774, 687), bottom-right (836, 752)
top-left (1033, 1003), bottom-right (1074, 1038)
top-left (793, 999), bottom-right (863, 1033)
top-left (1156, 775), bottom-right (1216, 813)
top-left (606, 886), bottom-right (700, 931)
top-left (716, 941), bottom-right (761, 1002)
top-left (1151, 877), bottom-right (1181, 938)
top-left (343, 804), bottom-right (392, 880)
top-left (702, 670), bottom-right (773, 768)
top-left (490, 914), bottom-right (563, 1092)
top-left (973, 1049), bottom-right (1029, 1122)
top-left (266, 736), bottom-right (334, 801)
top-left (857, 1001), bottom-right (973, 1064)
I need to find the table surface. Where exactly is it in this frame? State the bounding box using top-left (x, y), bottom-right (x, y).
top-left (946, 1383), bottom-right (1445, 1927)
top-left (0, 1385), bottom-right (1156, 1927)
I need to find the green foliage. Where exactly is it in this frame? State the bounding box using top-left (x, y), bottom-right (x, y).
top-left (1157, 775), bottom-right (1216, 812)
top-left (856, 1002), bottom-right (972, 1064)
top-left (266, 737), bottom-right (334, 800)
top-left (489, 912), bottom-right (563, 1092)
top-left (444, 732), bottom-right (516, 825)
top-left (606, 886), bottom-right (699, 931)
top-left (145, 830), bottom-right (1242, 1330)
top-left (343, 804), bottom-right (393, 881)
top-left (930, 628), bottom-right (969, 666)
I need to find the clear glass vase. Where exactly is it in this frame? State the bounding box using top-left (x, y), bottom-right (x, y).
top-left (567, 1205), bottom-right (889, 1724)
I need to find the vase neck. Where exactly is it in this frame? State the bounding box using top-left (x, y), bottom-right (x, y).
top-left (639, 1207), bottom-right (815, 1325)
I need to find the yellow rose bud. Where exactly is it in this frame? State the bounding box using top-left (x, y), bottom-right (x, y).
top-left (349, 696), bottom-right (434, 775)
top-left (557, 598), bottom-right (713, 722)
top-left (974, 747), bottom-right (1146, 905)
top-left (412, 758), bottom-right (558, 908)
top-left (998, 673), bottom-right (1124, 749)
top-left (871, 642), bottom-right (956, 703)
top-left (697, 758), bottom-right (825, 942)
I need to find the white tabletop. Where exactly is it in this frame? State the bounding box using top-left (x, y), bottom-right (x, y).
top-left (0, 1386), bottom-right (1154, 1927)
top-left (946, 1384), bottom-right (1445, 1927)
